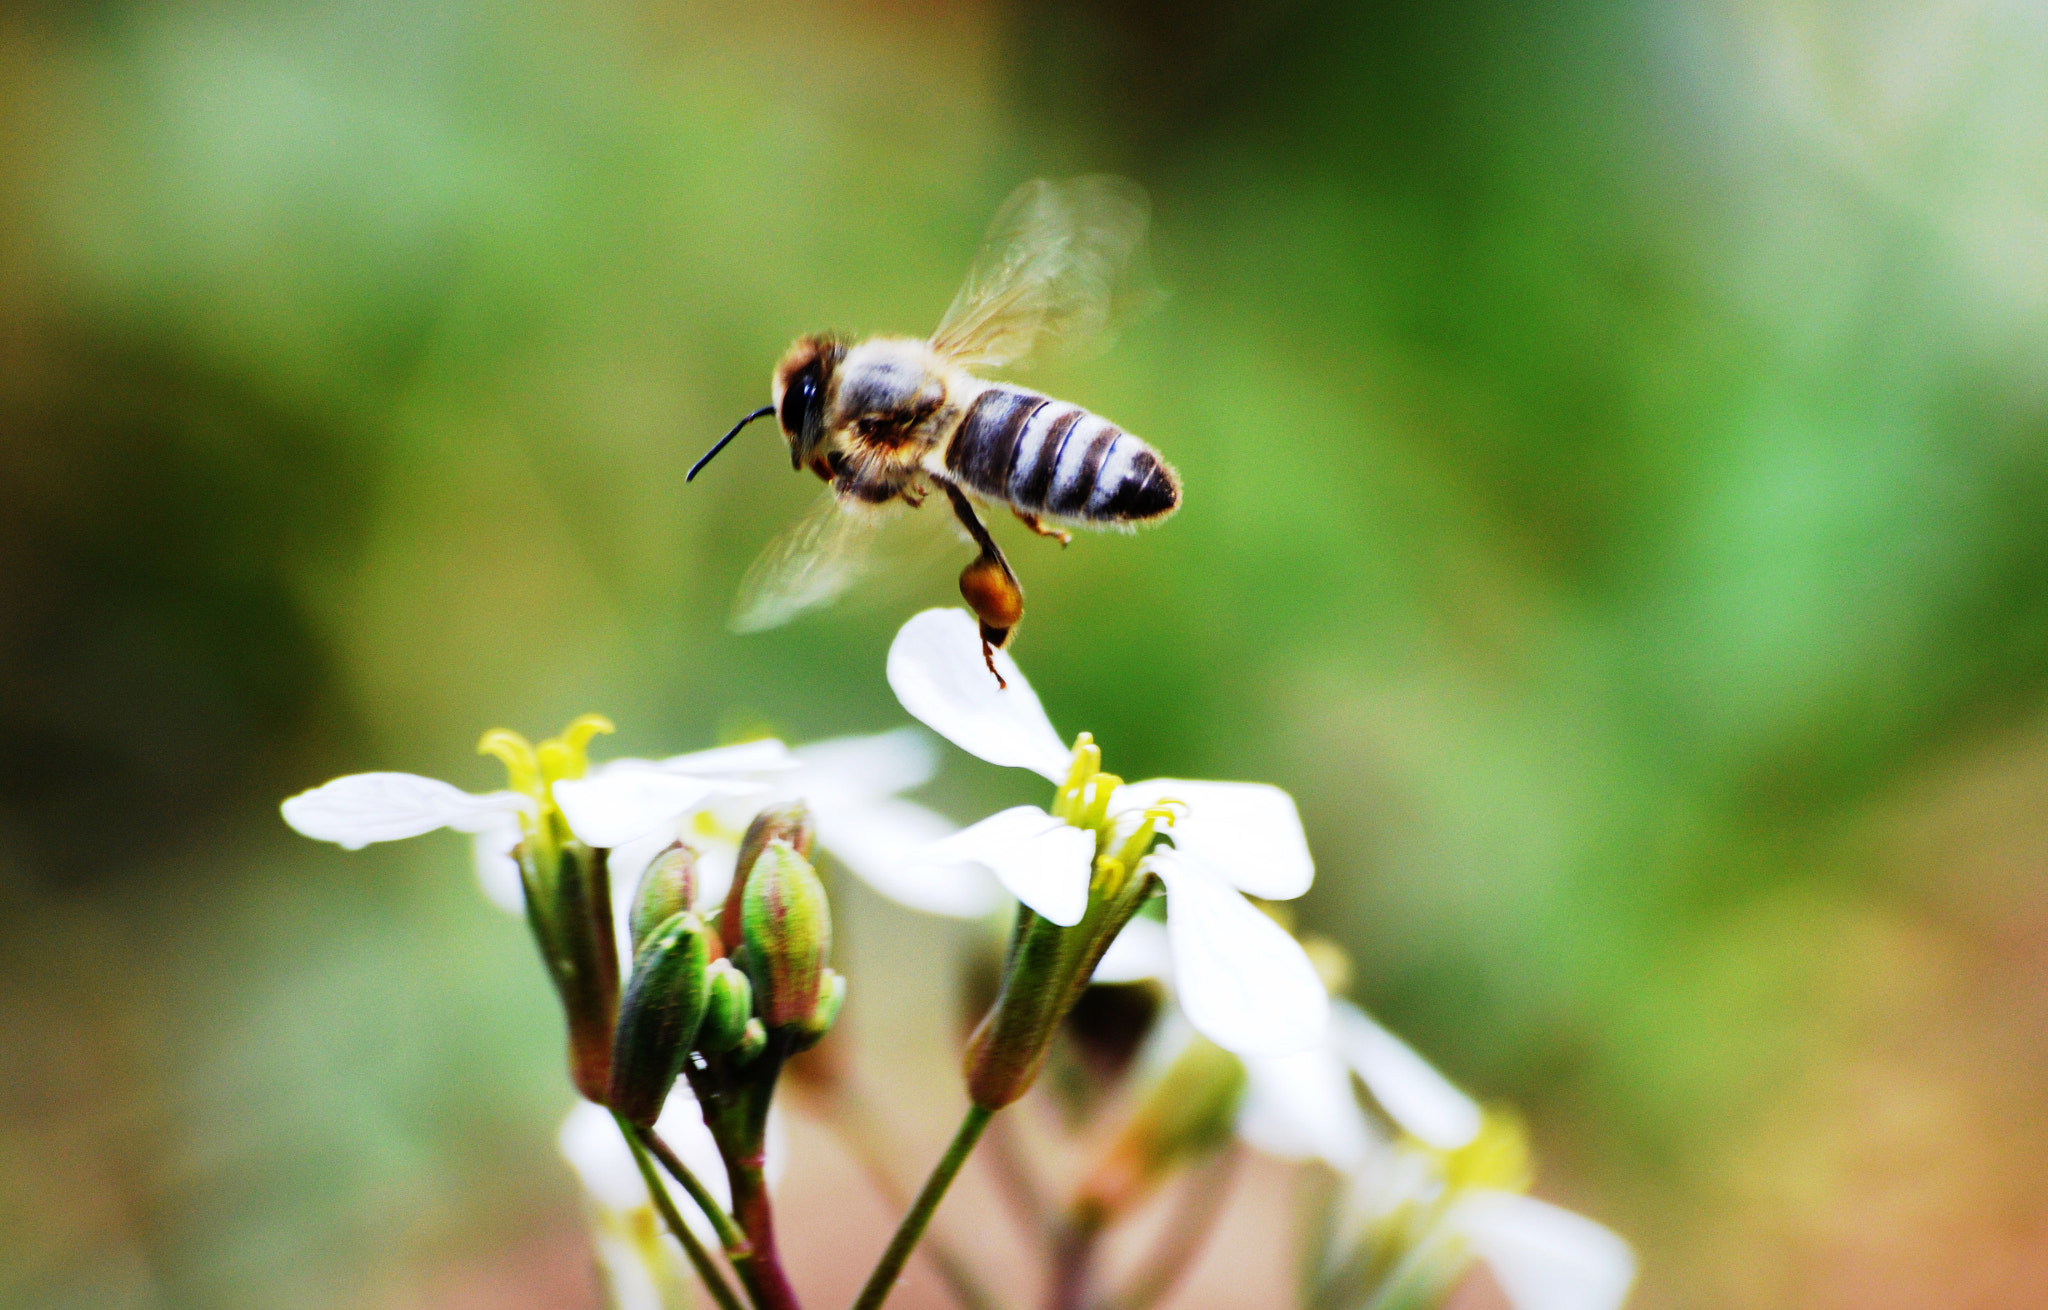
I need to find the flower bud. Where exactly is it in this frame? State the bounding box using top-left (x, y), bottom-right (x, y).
top-left (629, 842), bottom-right (698, 957)
top-left (732, 1017), bottom-right (768, 1065)
top-left (720, 803), bottom-right (817, 949)
top-left (795, 968), bottom-right (846, 1048)
top-left (525, 841), bottom-right (622, 1103)
top-left (607, 911), bottom-right (711, 1126)
top-left (740, 839), bottom-right (832, 1030)
top-left (696, 957), bottom-right (756, 1054)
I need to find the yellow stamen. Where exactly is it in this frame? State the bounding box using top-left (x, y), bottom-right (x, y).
top-left (478, 729), bottom-right (542, 799)
top-left (1439, 1107), bottom-right (1532, 1194)
top-left (536, 713), bottom-right (615, 786)
top-left (1112, 804), bottom-right (1182, 870)
top-left (691, 809), bottom-right (742, 844)
top-left (1299, 935), bottom-right (1353, 996)
top-left (1092, 855), bottom-right (1127, 897)
top-left (1078, 773), bottom-right (1123, 830)
top-left (1054, 733), bottom-right (1103, 820)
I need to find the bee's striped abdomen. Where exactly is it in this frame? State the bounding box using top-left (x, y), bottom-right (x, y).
top-left (947, 384), bottom-right (1179, 524)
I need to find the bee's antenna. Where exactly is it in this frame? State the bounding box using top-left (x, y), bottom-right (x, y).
top-left (688, 405), bottom-right (776, 482)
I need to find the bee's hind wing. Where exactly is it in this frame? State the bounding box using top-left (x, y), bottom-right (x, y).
top-left (929, 176), bottom-right (1159, 372)
top-left (728, 490), bottom-right (894, 633)
top-left (728, 489), bottom-right (959, 633)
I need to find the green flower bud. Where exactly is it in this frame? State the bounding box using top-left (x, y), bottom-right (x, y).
top-left (520, 840), bottom-right (621, 1104)
top-left (629, 842), bottom-right (698, 957)
top-left (720, 802), bottom-right (816, 949)
top-left (607, 911), bottom-right (711, 1126)
top-left (795, 968), bottom-right (846, 1048)
top-left (733, 1016), bottom-right (768, 1065)
top-left (696, 958), bottom-right (756, 1054)
top-left (740, 839), bottom-right (833, 1030)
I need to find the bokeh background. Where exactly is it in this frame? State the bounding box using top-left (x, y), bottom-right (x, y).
top-left (7, 1), bottom-right (2048, 1307)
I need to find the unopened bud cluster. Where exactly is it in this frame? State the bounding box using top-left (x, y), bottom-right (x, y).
top-left (609, 804), bottom-right (846, 1125)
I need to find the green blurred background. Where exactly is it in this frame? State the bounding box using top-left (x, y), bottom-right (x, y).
top-left (6, 1), bottom-right (2048, 1307)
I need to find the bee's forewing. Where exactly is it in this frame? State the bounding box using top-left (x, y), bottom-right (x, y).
top-left (728, 490), bottom-right (894, 633)
top-left (928, 176), bottom-right (1158, 372)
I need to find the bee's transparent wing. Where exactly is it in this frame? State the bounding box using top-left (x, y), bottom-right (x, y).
top-left (928, 176), bottom-right (1158, 372)
top-left (729, 491), bottom-right (894, 633)
top-left (729, 490), bottom-right (960, 633)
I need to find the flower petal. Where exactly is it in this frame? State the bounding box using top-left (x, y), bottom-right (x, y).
top-left (557, 1100), bottom-right (647, 1214)
top-left (653, 1086), bottom-right (736, 1230)
top-left (1332, 1002), bottom-right (1482, 1150)
top-left (281, 773), bottom-right (532, 849)
top-left (1116, 779), bottom-right (1313, 900)
top-left (911, 805), bottom-right (1094, 926)
top-left (1091, 915), bottom-right (1172, 983)
top-left (814, 795), bottom-right (1000, 918)
top-left (1450, 1191), bottom-right (1636, 1310)
top-left (590, 1230), bottom-right (665, 1310)
top-left (794, 728), bottom-right (939, 800)
top-left (1237, 1042), bottom-right (1374, 1171)
top-left (650, 738), bottom-right (800, 776)
top-left (1150, 848), bottom-right (1328, 1056)
top-left (887, 609), bottom-right (1070, 782)
top-left (472, 814), bottom-right (527, 915)
top-left (554, 770), bottom-right (760, 849)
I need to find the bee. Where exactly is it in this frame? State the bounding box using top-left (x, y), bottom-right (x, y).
top-left (688, 176), bottom-right (1180, 681)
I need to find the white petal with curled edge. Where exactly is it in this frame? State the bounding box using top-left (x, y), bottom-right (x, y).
top-left (1451, 1191), bottom-right (1636, 1310)
top-left (558, 1100), bottom-right (648, 1214)
top-left (281, 773), bottom-right (533, 849)
top-left (910, 805), bottom-right (1095, 926)
top-left (813, 794), bottom-right (999, 918)
top-left (1332, 1002), bottom-right (1482, 1150)
top-left (794, 728), bottom-right (939, 800)
top-left (471, 814), bottom-right (527, 915)
top-left (1091, 915), bottom-right (1172, 983)
top-left (1115, 779), bottom-right (1313, 900)
top-left (652, 1085), bottom-right (734, 1242)
top-left (592, 1229), bottom-right (664, 1310)
top-left (652, 738), bottom-right (801, 777)
top-left (1150, 848), bottom-right (1328, 1056)
top-left (554, 769), bottom-right (759, 849)
top-left (1236, 1042), bottom-right (1373, 1171)
top-left (886, 609), bottom-right (1071, 782)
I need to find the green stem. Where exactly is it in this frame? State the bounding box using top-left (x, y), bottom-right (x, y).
top-left (640, 1125), bottom-right (754, 1259)
top-left (614, 1111), bottom-right (749, 1310)
top-left (849, 1104), bottom-right (996, 1310)
top-left (814, 1081), bottom-right (1009, 1310)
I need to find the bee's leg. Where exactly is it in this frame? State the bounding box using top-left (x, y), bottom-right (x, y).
top-left (940, 481), bottom-right (1023, 686)
top-left (1011, 509), bottom-right (1072, 546)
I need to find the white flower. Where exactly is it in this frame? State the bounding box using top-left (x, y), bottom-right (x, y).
top-left (558, 1085), bottom-right (774, 1244)
top-left (1092, 919), bottom-right (1478, 1168)
top-left (886, 608), bottom-right (1327, 1057)
top-left (1447, 1191), bottom-right (1636, 1310)
top-left (279, 716), bottom-right (779, 916)
top-left (1091, 917), bottom-right (1634, 1310)
top-left (588, 729), bottom-right (1000, 943)
top-left (282, 771), bottom-right (539, 910)
top-left (1237, 999), bottom-right (1484, 1170)
top-left (551, 739), bottom-right (796, 849)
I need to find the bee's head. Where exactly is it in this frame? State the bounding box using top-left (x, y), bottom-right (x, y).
top-left (772, 335), bottom-right (845, 476)
top-left (686, 334), bottom-right (845, 484)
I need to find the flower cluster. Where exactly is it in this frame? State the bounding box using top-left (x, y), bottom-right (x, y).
top-left (279, 608), bottom-right (1633, 1310)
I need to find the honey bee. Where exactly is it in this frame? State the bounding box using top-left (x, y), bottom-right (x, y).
top-left (689, 176), bottom-right (1180, 680)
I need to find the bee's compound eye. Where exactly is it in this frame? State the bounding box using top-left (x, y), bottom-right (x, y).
top-left (780, 364), bottom-right (821, 439)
